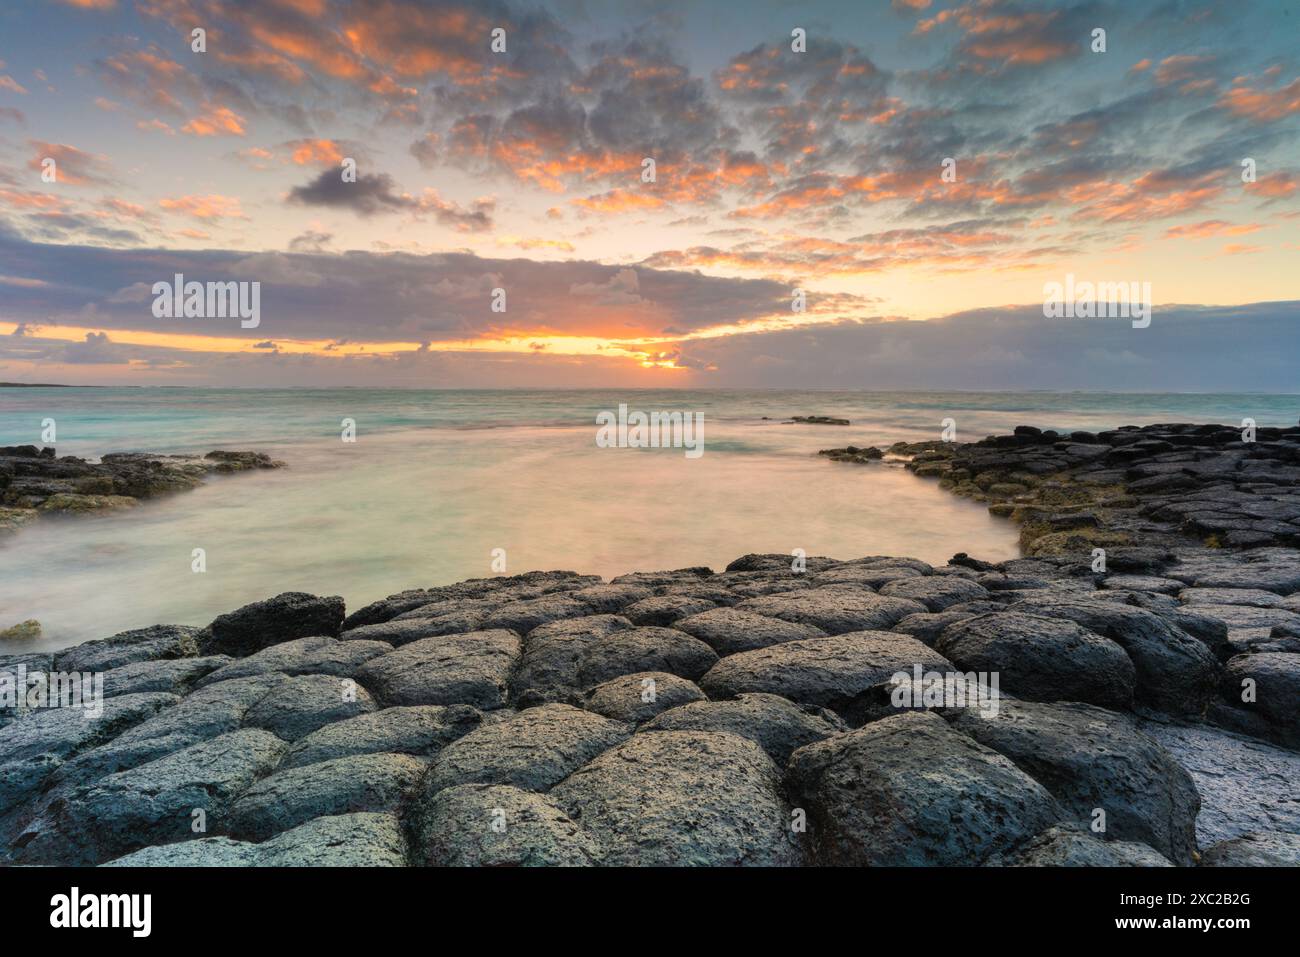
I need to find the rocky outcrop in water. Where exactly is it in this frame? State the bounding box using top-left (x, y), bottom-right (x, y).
top-left (0, 446), bottom-right (284, 540)
top-left (1, 425), bottom-right (1297, 866)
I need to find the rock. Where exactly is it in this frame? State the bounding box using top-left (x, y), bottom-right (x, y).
top-left (622, 595), bottom-right (717, 626)
top-left (576, 626), bottom-right (718, 688)
top-left (737, 588), bottom-right (927, 635)
top-left (424, 704), bottom-right (630, 794)
top-left (818, 446), bottom-right (883, 463)
top-left (341, 617), bottom-right (477, 646)
top-left (1180, 587), bottom-right (1285, 608)
top-left (0, 692), bottom-right (178, 818)
top-left (203, 592), bottom-right (344, 658)
top-left (879, 576), bottom-right (990, 611)
top-left (1221, 653), bottom-right (1300, 747)
top-left (1136, 718), bottom-right (1300, 847)
top-left (785, 712), bottom-right (1061, 865)
top-left (481, 595), bottom-right (593, 634)
top-left (101, 656), bottom-right (230, 698)
top-left (671, 608), bottom-right (826, 655)
top-left (510, 615), bottom-right (633, 702)
top-left (242, 673), bottom-right (378, 741)
top-left (194, 636), bottom-right (391, 687)
top-left (283, 704), bottom-right (482, 769)
top-left (815, 564), bottom-right (925, 587)
top-left (55, 624), bottom-right (203, 672)
top-left (1100, 575), bottom-right (1185, 594)
top-left (51, 675), bottom-right (286, 788)
top-left (699, 632), bottom-right (954, 723)
top-left (37, 493), bottom-right (139, 513)
top-left (791, 415), bottom-right (849, 426)
top-left (228, 751), bottom-right (425, 841)
top-left (935, 613), bottom-right (1135, 710)
top-left (0, 620), bottom-right (40, 641)
top-left (890, 610), bottom-right (976, 647)
top-left (28, 729), bottom-right (287, 865)
top-left (1009, 599), bottom-right (1219, 716)
top-left (551, 731), bottom-right (799, 866)
top-left (946, 699), bottom-right (1199, 865)
top-left (989, 825), bottom-right (1172, 867)
top-left (640, 693), bottom-right (844, 765)
top-left (355, 630), bottom-right (520, 709)
top-left (1191, 604), bottom-right (1300, 650)
top-left (569, 583), bottom-right (655, 613)
top-left (109, 812), bottom-right (408, 867)
top-left (1201, 831), bottom-right (1300, 867)
top-left (584, 672), bottom-right (706, 723)
top-left (1168, 548), bottom-right (1300, 593)
top-left (410, 784), bottom-right (602, 866)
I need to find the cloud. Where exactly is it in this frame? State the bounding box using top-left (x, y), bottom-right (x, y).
top-left (26, 141), bottom-right (114, 186)
top-left (158, 194), bottom-right (247, 221)
top-left (287, 170), bottom-right (415, 215)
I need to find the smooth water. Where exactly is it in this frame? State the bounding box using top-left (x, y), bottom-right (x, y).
top-left (3, 388), bottom-right (1299, 652)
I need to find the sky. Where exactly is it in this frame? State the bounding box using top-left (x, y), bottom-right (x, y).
top-left (0, 0), bottom-right (1297, 389)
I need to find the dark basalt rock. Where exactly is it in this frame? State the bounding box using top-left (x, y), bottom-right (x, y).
top-left (671, 607), bottom-right (826, 655)
top-left (987, 825), bottom-right (1172, 867)
top-left (1200, 831), bottom-right (1300, 867)
top-left (936, 612), bottom-right (1136, 710)
top-left (945, 699), bottom-right (1200, 865)
top-left (786, 711), bottom-right (1061, 866)
top-left (640, 692), bottom-right (845, 764)
top-left (203, 593), bottom-right (345, 658)
top-left (550, 730), bottom-right (800, 866)
top-left (583, 671), bottom-right (706, 723)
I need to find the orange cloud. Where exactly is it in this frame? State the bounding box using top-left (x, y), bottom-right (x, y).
top-left (182, 104), bottom-right (247, 136)
top-left (158, 194), bottom-right (247, 220)
top-left (1218, 76), bottom-right (1300, 122)
top-left (1164, 220), bottom-right (1261, 240)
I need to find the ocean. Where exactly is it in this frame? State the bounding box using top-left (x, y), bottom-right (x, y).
top-left (3, 388), bottom-right (1299, 651)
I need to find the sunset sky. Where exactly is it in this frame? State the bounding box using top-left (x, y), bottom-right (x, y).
top-left (0, 0), bottom-right (1297, 388)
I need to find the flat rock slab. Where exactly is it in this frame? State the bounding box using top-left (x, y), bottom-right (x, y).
top-left (195, 636), bottom-right (391, 687)
top-left (988, 825), bottom-right (1172, 867)
top-left (1201, 831), bottom-right (1300, 867)
top-left (551, 730), bottom-right (800, 866)
top-left (481, 596), bottom-right (593, 634)
top-left (241, 672), bottom-right (378, 741)
top-left (699, 631), bottom-right (953, 722)
top-left (738, 588), bottom-right (926, 634)
top-left (640, 693), bottom-right (844, 765)
top-left (424, 703), bottom-right (631, 794)
top-left (1137, 717), bottom-right (1300, 847)
top-left (411, 783), bottom-right (602, 866)
top-left (1166, 548), bottom-right (1300, 594)
top-left (936, 612), bottom-right (1136, 710)
top-left (228, 751), bottom-right (426, 841)
top-left (355, 630), bottom-right (520, 709)
top-left (576, 626), bottom-right (718, 688)
top-left (583, 672), bottom-right (706, 723)
top-left (946, 699), bottom-right (1199, 865)
top-left (1179, 587), bottom-right (1285, 608)
top-left (671, 607), bottom-right (826, 655)
top-left (106, 812), bottom-right (409, 867)
top-left (283, 704), bottom-right (483, 769)
top-left (785, 711), bottom-right (1061, 866)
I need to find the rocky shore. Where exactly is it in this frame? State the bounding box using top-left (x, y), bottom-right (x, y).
top-left (1, 423), bottom-right (1298, 867)
top-left (0, 445), bottom-right (283, 537)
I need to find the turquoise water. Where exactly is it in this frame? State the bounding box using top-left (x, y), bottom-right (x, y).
top-left (2, 388), bottom-right (1299, 651)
